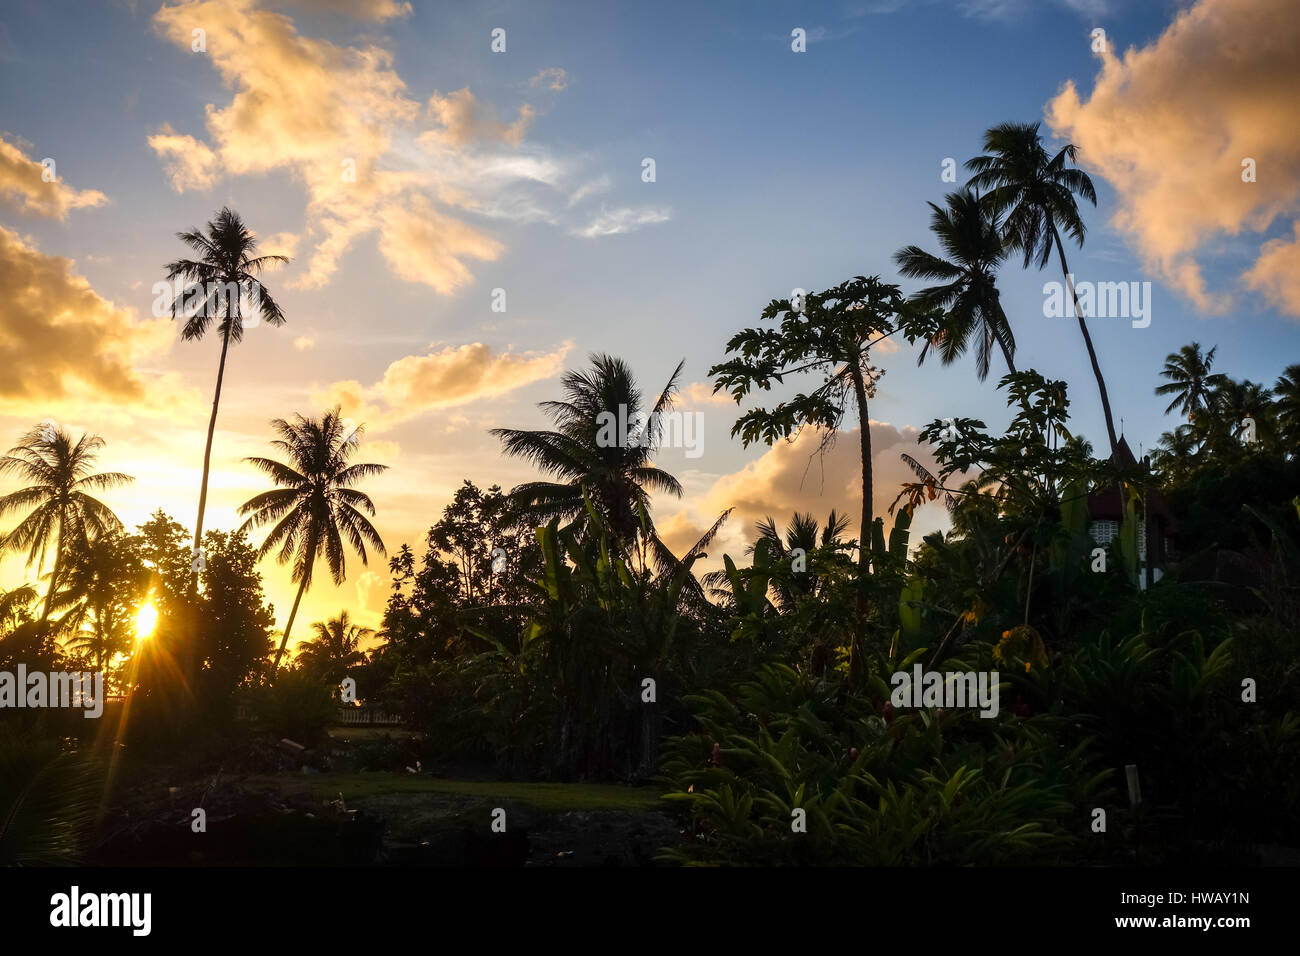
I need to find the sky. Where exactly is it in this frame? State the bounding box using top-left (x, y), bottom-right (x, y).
top-left (1, 0), bottom-right (1298, 651)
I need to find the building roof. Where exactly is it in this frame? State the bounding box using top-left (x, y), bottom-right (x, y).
top-left (1084, 436), bottom-right (1178, 532)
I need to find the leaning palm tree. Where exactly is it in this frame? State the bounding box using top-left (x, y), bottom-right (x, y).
top-left (0, 426), bottom-right (132, 623)
top-left (165, 207), bottom-right (289, 572)
top-left (1155, 343), bottom-right (1227, 421)
top-left (965, 121), bottom-right (1118, 454)
top-left (893, 188), bottom-right (1017, 380)
top-left (237, 409), bottom-right (386, 679)
top-left (296, 610), bottom-right (370, 683)
top-left (491, 354), bottom-right (685, 542)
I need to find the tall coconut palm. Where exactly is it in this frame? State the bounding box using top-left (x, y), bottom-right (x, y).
top-left (491, 354), bottom-right (685, 542)
top-left (965, 122), bottom-right (1118, 454)
top-left (0, 427), bottom-right (132, 623)
top-left (893, 188), bottom-right (1017, 381)
top-left (1155, 343), bottom-right (1227, 421)
top-left (237, 409), bottom-right (386, 679)
top-left (296, 610), bottom-right (370, 683)
top-left (165, 207), bottom-right (289, 572)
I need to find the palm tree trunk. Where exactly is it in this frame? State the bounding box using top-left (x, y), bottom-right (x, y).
top-left (848, 362), bottom-right (873, 572)
top-left (183, 326), bottom-right (233, 693)
top-left (1050, 222), bottom-right (1119, 456)
top-left (848, 357), bottom-right (873, 687)
top-left (271, 573), bottom-right (309, 682)
top-left (39, 520), bottom-right (65, 625)
top-left (193, 329), bottom-right (233, 574)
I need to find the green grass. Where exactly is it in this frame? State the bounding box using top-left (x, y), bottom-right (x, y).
top-left (254, 772), bottom-right (665, 813)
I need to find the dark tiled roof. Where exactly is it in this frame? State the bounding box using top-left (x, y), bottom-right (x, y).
top-left (1085, 436), bottom-right (1178, 532)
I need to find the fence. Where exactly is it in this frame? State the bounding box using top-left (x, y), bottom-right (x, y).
top-left (335, 706), bottom-right (402, 727)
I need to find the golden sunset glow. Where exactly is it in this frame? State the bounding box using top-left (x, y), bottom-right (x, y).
top-left (134, 599), bottom-right (158, 641)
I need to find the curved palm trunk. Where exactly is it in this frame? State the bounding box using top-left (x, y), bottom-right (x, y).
top-left (183, 324), bottom-right (234, 693)
top-left (193, 328), bottom-right (233, 574)
top-left (271, 573), bottom-right (309, 682)
top-left (1050, 222), bottom-right (1119, 456)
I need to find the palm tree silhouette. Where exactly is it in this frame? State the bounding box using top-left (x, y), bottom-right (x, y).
top-left (754, 510), bottom-right (851, 609)
top-left (165, 207), bottom-right (289, 574)
top-left (1213, 378), bottom-right (1275, 451)
top-left (1150, 425), bottom-right (1199, 482)
top-left (55, 531), bottom-right (148, 674)
top-left (0, 426), bottom-right (132, 624)
top-left (491, 354), bottom-right (685, 542)
top-left (966, 122), bottom-right (1118, 454)
top-left (296, 610), bottom-right (371, 683)
top-left (894, 189), bottom-right (1017, 380)
top-left (237, 410), bottom-right (386, 679)
top-left (1155, 343), bottom-right (1227, 421)
top-left (1272, 364), bottom-right (1300, 453)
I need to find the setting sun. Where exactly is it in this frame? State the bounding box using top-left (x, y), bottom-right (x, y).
top-left (134, 599), bottom-right (158, 641)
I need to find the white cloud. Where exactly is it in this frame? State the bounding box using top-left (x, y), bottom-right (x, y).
top-left (572, 205), bottom-right (671, 238)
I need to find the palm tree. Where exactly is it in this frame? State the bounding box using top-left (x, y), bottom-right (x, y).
top-left (296, 610), bottom-right (370, 683)
top-left (56, 531), bottom-right (148, 673)
top-left (0, 586), bottom-right (38, 636)
top-left (165, 207), bottom-right (289, 572)
top-left (1213, 378), bottom-right (1276, 451)
top-left (237, 409), bottom-right (386, 679)
top-left (0, 427), bottom-right (132, 623)
top-left (491, 354), bottom-right (685, 542)
top-left (1273, 363), bottom-right (1300, 453)
top-left (1155, 343), bottom-right (1227, 421)
top-left (1150, 425), bottom-right (1199, 482)
top-left (893, 189), bottom-right (1017, 380)
top-left (965, 121), bottom-right (1119, 454)
top-left (753, 510), bottom-right (851, 609)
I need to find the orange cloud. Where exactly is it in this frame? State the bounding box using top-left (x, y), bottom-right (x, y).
top-left (1243, 222), bottom-right (1300, 316)
top-left (316, 341), bottom-right (573, 431)
top-left (0, 225), bottom-right (183, 412)
top-left (674, 422), bottom-right (945, 566)
top-left (681, 381), bottom-right (736, 407)
top-left (423, 88), bottom-right (535, 149)
top-left (277, 0), bottom-right (412, 21)
top-left (1046, 0), bottom-right (1300, 316)
top-left (0, 135), bottom-right (107, 219)
top-left (376, 195), bottom-right (503, 292)
top-left (147, 123), bottom-right (221, 192)
top-left (150, 0), bottom-right (509, 291)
